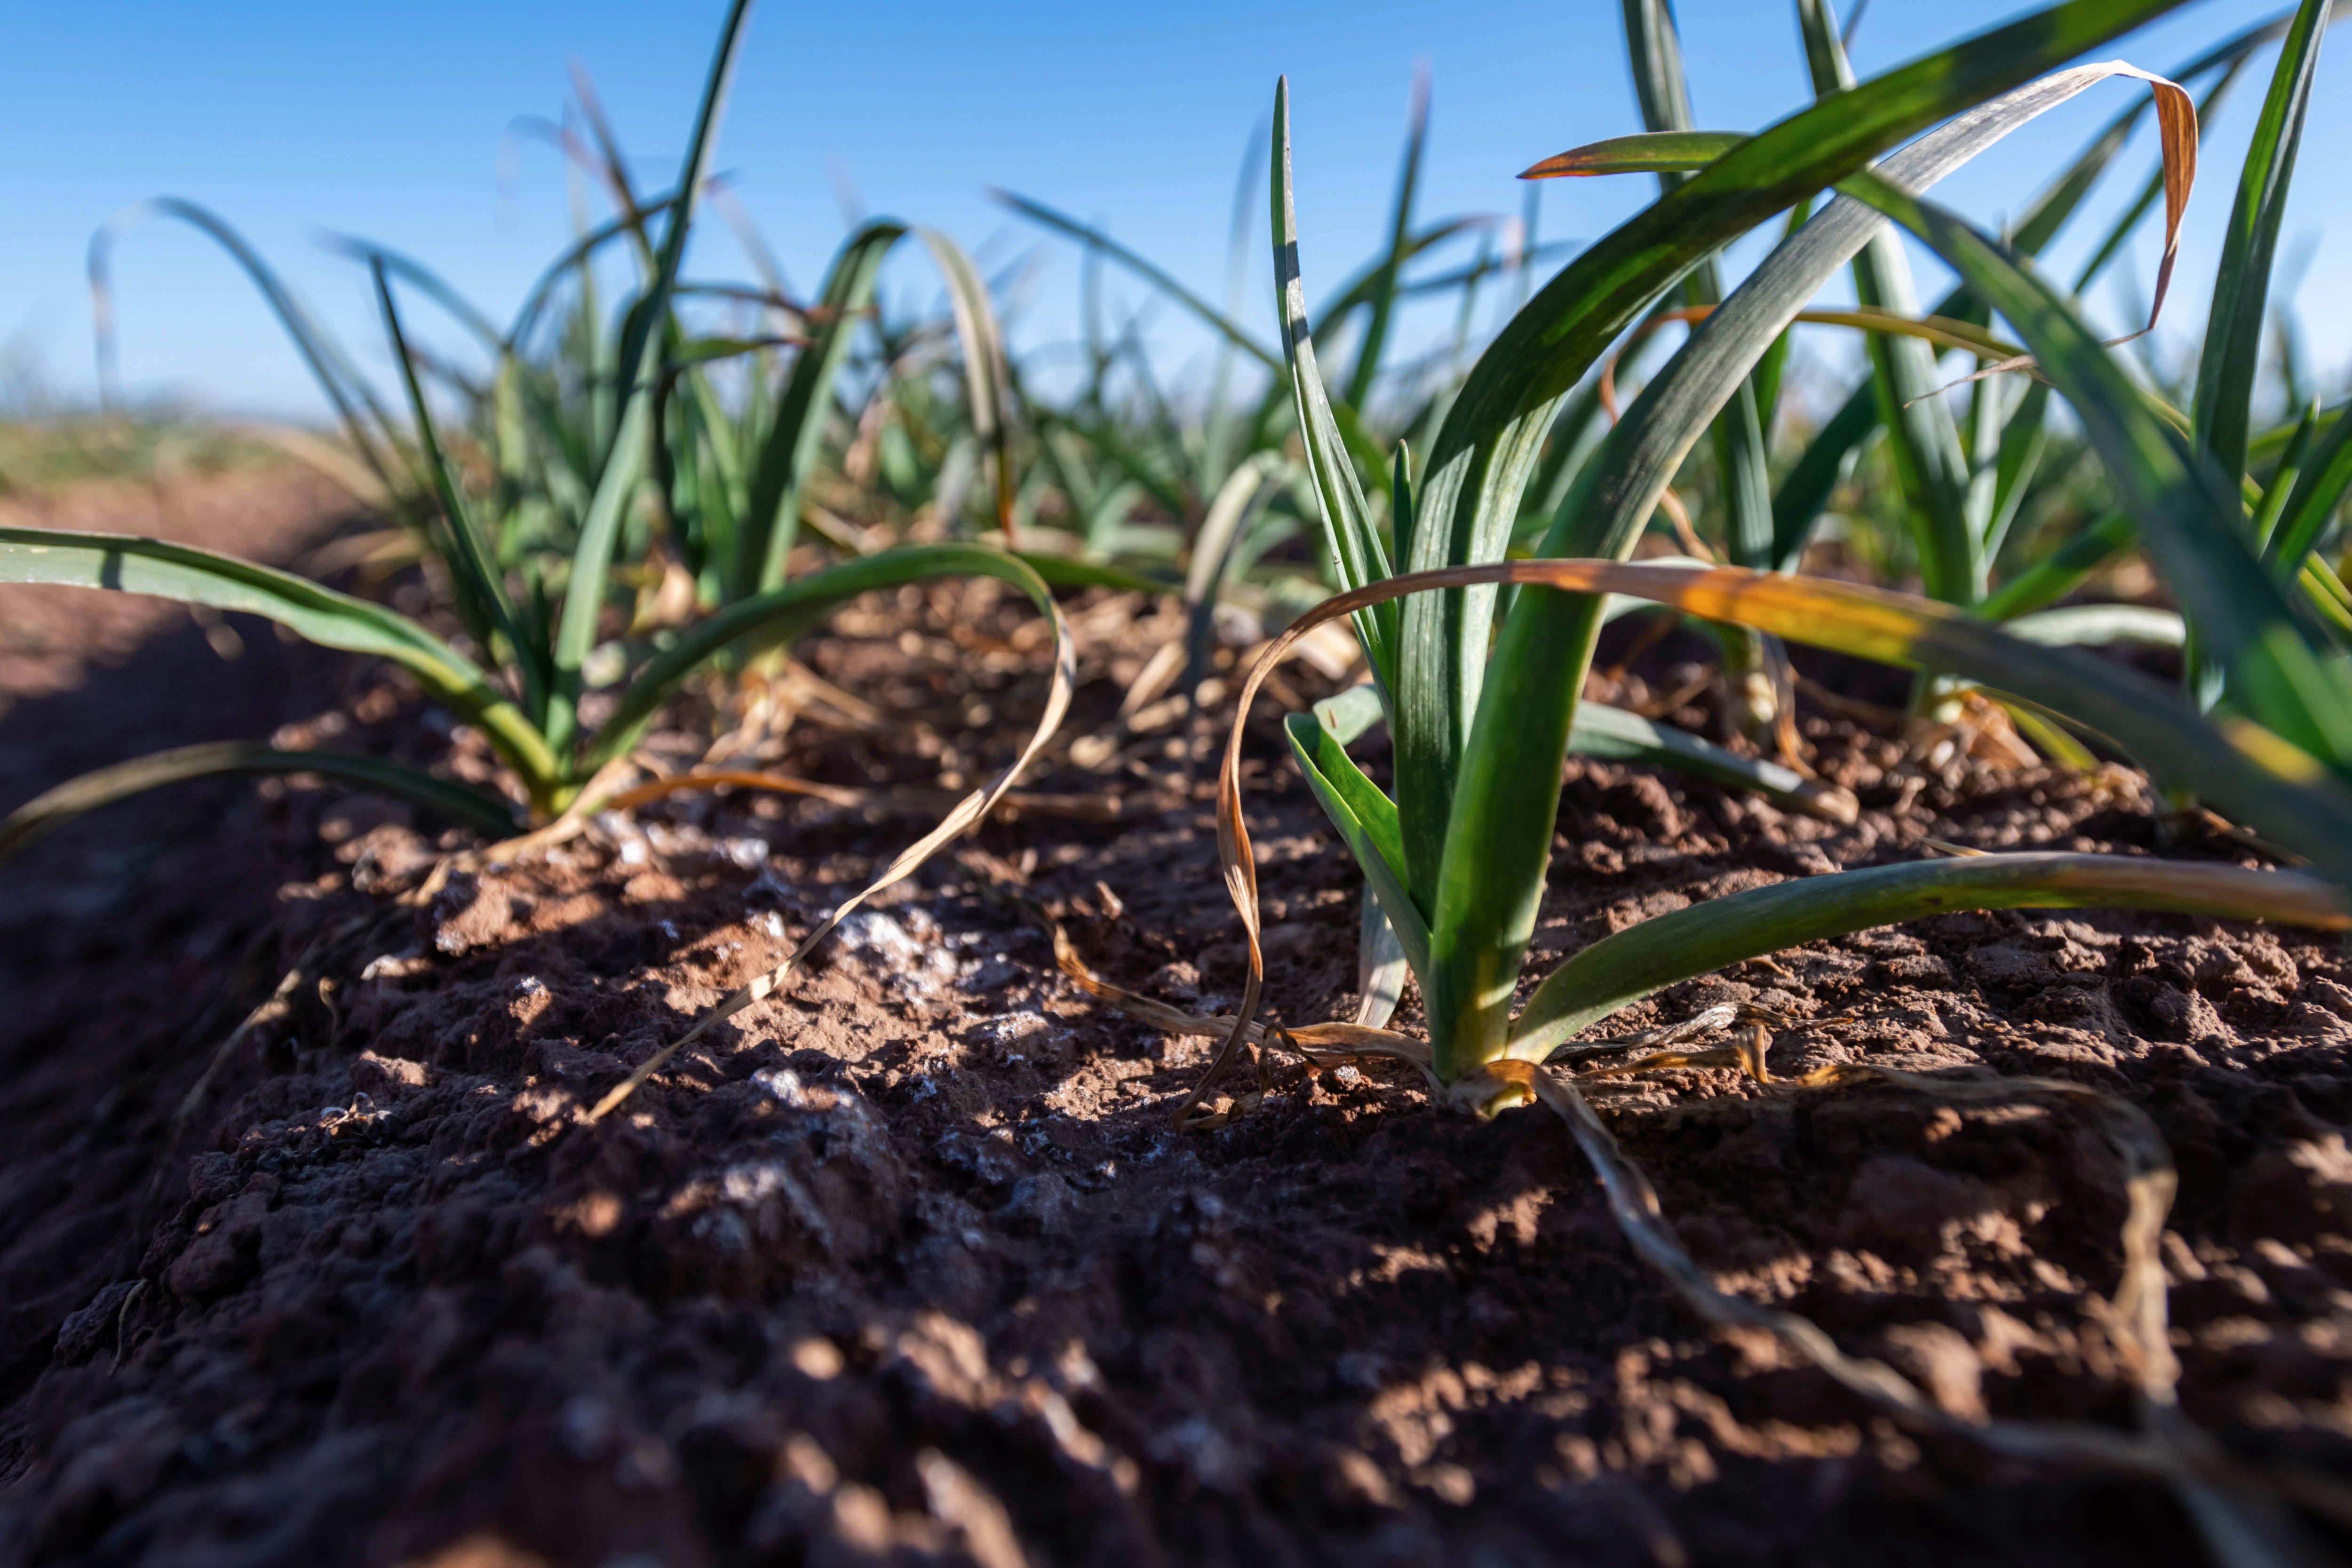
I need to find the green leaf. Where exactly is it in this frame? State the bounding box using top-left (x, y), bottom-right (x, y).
top-left (1271, 81), bottom-right (1398, 693)
top-left (1287, 711), bottom-right (1408, 899)
top-left (915, 228), bottom-right (1017, 536)
top-left (1423, 51), bottom-right (2200, 1082)
top-left (586, 544), bottom-right (1064, 772)
top-left (1313, 679), bottom-right (1857, 829)
top-left (1799, 0), bottom-right (1978, 603)
top-left (1621, 0), bottom-right (1702, 185)
top-left (1186, 452), bottom-right (1282, 605)
top-left (1357, 888), bottom-right (1411, 1029)
top-left (1395, 0), bottom-right (2189, 979)
top-left (1979, 510), bottom-right (2134, 619)
top-left (506, 191), bottom-right (685, 350)
top-left (736, 222), bottom-right (903, 592)
top-left (1710, 351), bottom-right (1774, 567)
top-left (664, 334), bottom-right (805, 368)
top-left (1565, 702), bottom-right (1857, 822)
top-left (2192, 0), bottom-right (2330, 491)
top-left (1014, 552), bottom-right (1180, 597)
top-left (1853, 249), bottom-right (1979, 598)
top-left (2266, 400), bottom-right (2352, 577)
top-left (1771, 380), bottom-right (1878, 569)
top-left (330, 235), bottom-right (505, 350)
top-left (1838, 168), bottom-right (2352, 772)
top-left (1519, 130), bottom-right (1748, 180)
top-left (325, 235), bottom-right (503, 357)
top-left (1311, 681), bottom-right (1387, 745)
top-left (2299, 557), bottom-right (2352, 645)
top-left (548, 0), bottom-right (754, 754)
top-left (568, 65), bottom-right (662, 267)
top-left (1748, 197), bottom-right (1812, 444)
top-left (374, 261), bottom-right (547, 722)
top-left (0, 528), bottom-right (561, 795)
top-left (1626, 0), bottom-right (1774, 569)
top-left (2253, 397), bottom-right (2323, 553)
top-left (2004, 700), bottom-right (2103, 770)
top-left (1284, 712), bottom-right (1431, 976)
top-left (1522, 374), bottom-right (1615, 533)
top-left (1054, 410), bottom-right (1189, 522)
top-left (1183, 454), bottom-right (1287, 694)
top-left (1508, 851), bottom-right (2347, 1055)
top-left (0, 741), bottom-right (520, 862)
top-left (1981, 380), bottom-right (2055, 565)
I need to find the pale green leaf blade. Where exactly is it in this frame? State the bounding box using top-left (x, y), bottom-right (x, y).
top-left (0, 527), bottom-right (558, 790)
top-left (1771, 380), bottom-right (1878, 569)
top-left (1426, 53), bottom-right (2204, 1080)
top-left (1356, 889), bottom-right (1410, 1029)
top-left (1314, 679), bottom-right (1852, 821)
top-left (2266, 402), bottom-right (2352, 576)
top-left (0, 742), bottom-right (520, 862)
top-left (1270, 80), bottom-right (1398, 690)
top-left (1398, 2), bottom-right (2192, 974)
top-left (588, 544), bottom-right (1063, 772)
top-left (1838, 168), bottom-right (2352, 770)
top-left (738, 220), bottom-right (906, 593)
top-left (373, 260), bottom-right (546, 721)
top-left (1509, 851), bottom-right (2346, 1055)
top-left (1979, 511), bottom-right (2135, 619)
top-left (1017, 553), bottom-right (1180, 597)
top-left (1284, 712), bottom-right (1432, 978)
top-left (1519, 131), bottom-right (1747, 181)
top-left (1567, 702), bottom-right (1858, 822)
top-left (915, 227), bottom-right (1017, 537)
top-left (2003, 604), bottom-right (2185, 648)
top-left (2192, 0), bottom-right (2330, 489)
top-left (549, 0), bottom-right (755, 752)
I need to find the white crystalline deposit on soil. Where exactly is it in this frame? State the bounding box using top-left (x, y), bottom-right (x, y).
top-left (834, 908), bottom-right (960, 995)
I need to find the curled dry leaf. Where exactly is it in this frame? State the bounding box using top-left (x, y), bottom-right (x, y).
top-left (1185, 556), bottom-right (2352, 1118)
top-left (578, 590), bottom-right (1080, 1124)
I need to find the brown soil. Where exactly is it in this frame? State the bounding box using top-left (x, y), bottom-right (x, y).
top-left (2, 475), bottom-right (2349, 1568)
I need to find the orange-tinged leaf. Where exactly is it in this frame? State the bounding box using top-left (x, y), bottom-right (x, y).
top-left (1192, 558), bottom-right (2352, 1095)
top-left (1519, 130), bottom-right (1749, 180)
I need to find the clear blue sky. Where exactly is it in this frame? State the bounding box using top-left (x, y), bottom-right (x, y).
top-left (4, 0), bottom-right (2344, 421)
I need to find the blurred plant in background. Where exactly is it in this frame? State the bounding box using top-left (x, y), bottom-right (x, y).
top-left (8, 0), bottom-right (2351, 883)
top-left (3, 0), bottom-right (1075, 865)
